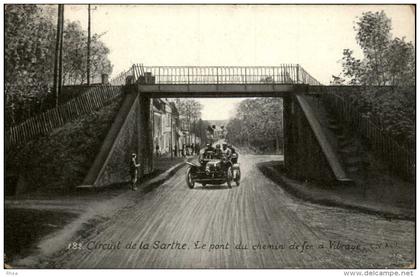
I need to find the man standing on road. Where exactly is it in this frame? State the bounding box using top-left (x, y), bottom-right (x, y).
top-left (130, 153), bottom-right (141, 191)
top-left (182, 144), bottom-right (186, 157)
top-left (155, 144), bottom-right (160, 157)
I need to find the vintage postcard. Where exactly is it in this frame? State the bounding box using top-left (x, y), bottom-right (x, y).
top-left (3, 3), bottom-right (416, 273)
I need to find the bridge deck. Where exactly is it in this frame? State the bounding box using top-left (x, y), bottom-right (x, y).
top-left (137, 83), bottom-right (308, 98)
top-left (110, 64), bottom-right (322, 87)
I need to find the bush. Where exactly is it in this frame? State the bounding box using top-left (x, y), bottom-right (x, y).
top-left (342, 87), bottom-right (415, 147)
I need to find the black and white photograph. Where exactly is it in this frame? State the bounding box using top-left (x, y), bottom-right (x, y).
top-left (3, 3), bottom-right (416, 272)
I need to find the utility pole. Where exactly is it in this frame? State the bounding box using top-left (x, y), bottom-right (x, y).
top-left (53, 5), bottom-right (60, 106)
top-left (199, 119), bottom-right (203, 146)
top-left (170, 113), bottom-right (173, 159)
top-left (58, 5), bottom-right (64, 99)
top-left (53, 4), bottom-right (64, 107)
top-left (193, 118), bottom-right (197, 146)
top-left (87, 4), bottom-right (91, 85)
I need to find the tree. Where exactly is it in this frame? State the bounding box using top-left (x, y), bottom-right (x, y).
top-left (5, 5), bottom-right (56, 126)
top-left (355, 11), bottom-right (391, 86)
top-left (335, 10), bottom-right (415, 147)
top-left (5, 5), bottom-right (113, 128)
top-left (175, 99), bottom-right (203, 122)
top-left (226, 98), bottom-right (283, 153)
top-left (62, 22), bottom-right (113, 85)
top-left (385, 38), bottom-right (415, 86)
top-left (174, 99), bottom-right (203, 143)
top-left (339, 11), bottom-right (414, 86)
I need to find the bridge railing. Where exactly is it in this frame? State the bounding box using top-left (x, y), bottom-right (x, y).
top-left (109, 67), bottom-right (137, 86)
top-left (297, 66), bottom-right (322, 86)
top-left (114, 64), bottom-right (322, 85)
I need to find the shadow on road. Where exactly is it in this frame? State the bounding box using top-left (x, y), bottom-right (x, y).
top-left (193, 185), bottom-right (232, 190)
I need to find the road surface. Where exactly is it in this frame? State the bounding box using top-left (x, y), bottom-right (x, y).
top-left (46, 155), bottom-right (414, 269)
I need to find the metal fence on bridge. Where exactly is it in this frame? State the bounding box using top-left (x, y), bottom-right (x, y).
top-left (110, 64), bottom-right (322, 86)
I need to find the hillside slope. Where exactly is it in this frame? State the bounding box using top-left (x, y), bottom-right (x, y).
top-left (6, 97), bottom-right (123, 195)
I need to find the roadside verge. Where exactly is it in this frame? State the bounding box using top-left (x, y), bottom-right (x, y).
top-left (257, 161), bottom-right (414, 221)
top-left (8, 157), bottom-right (189, 268)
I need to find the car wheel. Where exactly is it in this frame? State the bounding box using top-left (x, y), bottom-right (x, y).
top-left (186, 167), bottom-right (195, 189)
top-left (235, 169), bottom-right (241, 186)
top-left (226, 167), bottom-right (233, 188)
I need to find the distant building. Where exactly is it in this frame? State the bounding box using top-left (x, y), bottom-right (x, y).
top-left (152, 99), bottom-right (204, 156)
top-left (152, 98), bottom-right (180, 156)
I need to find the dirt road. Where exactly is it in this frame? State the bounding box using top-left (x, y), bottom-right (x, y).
top-left (44, 155), bottom-right (414, 269)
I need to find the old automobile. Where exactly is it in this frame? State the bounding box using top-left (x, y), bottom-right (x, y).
top-left (186, 149), bottom-right (240, 189)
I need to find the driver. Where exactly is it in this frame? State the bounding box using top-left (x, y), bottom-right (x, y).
top-left (222, 143), bottom-right (232, 158)
top-left (214, 144), bottom-right (222, 159)
top-left (202, 143), bottom-right (215, 160)
top-left (227, 143), bottom-right (236, 153)
top-left (205, 143), bottom-right (215, 152)
top-left (227, 143), bottom-right (238, 163)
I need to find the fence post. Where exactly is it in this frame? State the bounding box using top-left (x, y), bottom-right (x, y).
top-left (158, 67), bottom-right (161, 89)
top-left (296, 64), bottom-right (300, 84)
top-left (272, 67), bottom-right (275, 84)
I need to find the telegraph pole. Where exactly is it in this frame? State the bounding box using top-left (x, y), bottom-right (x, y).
top-left (87, 4), bottom-right (91, 85)
top-left (193, 118), bottom-right (197, 146)
top-left (58, 5), bottom-right (64, 98)
top-left (170, 113), bottom-right (174, 159)
top-left (53, 4), bottom-right (64, 107)
top-left (199, 119), bottom-right (203, 146)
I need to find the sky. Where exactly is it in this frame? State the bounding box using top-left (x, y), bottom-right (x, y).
top-left (61, 4), bottom-right (414, 120)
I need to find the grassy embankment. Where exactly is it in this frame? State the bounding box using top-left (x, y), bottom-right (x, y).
top-left (6, 97), bottom-right (122, 195)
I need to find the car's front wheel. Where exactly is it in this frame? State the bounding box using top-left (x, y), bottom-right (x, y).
top-left (234, 168), bottom-right (241, 186)
top-left (186, 167), bottom-right (195, 189)
top-left (226, 167), bottom-right (233, 189)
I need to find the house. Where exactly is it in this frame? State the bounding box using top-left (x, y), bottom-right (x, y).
top-left (152, 98), bottom-right (180, 156)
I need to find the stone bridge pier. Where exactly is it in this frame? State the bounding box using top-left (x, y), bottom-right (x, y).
top-left (137, 95), bottom-right (154, 177)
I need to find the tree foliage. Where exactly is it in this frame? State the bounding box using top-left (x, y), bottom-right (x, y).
top-left (174, 99), bottom-right (203, 125)
top-left (5, 4), bottom-right (113, 127)
top-left (175, 99), bottom-right (202, 120)
top-left (62, 22), bottom-right (112, 85)
top-left (5, 5), bottom-right (56, 125)
top-left (346, 87), bottom-right (415, 146)
top-left (226, 98), bottom-right (283, 153)
top-left (333, 10), bottom-right (415, 147)
top-left (338, 11), bottom-right (414, 86)
top-left (173, 99), bottom-right (204, 142)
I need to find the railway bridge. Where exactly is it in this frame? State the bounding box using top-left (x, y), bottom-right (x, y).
top-left (82, 64), bottom-right (357, 188)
